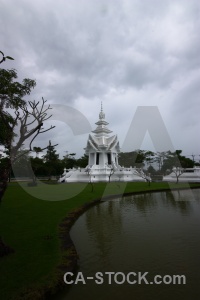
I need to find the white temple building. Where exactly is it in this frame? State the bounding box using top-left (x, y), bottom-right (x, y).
top-left (163, 167), bottom-right (200, 182)
top-left (85, 103), bottom-right (120, 173)
top-left (58, 104), bottom-right (147, 183)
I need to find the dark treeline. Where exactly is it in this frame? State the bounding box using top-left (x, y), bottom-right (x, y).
top-left (7, 147), bottom-right (198, 179)
top-left (119, 149), bottom-right (197, 174)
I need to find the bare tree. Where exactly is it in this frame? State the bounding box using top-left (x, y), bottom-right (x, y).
top-left (106, 161), bottom-right (119, 183)
top-left (85, 165), bottom-right (94, 192)
top-left (172, 167), bottom-right (184, 184)
top-left (0, 54), bottom-right (57, 259)
top-left (0, 98), bottom-right (57, 201)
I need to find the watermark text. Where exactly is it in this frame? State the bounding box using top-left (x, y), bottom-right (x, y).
top-left (63, 271), bottom-right (186, 285)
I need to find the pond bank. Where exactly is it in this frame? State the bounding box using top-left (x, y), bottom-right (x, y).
top-left (15, 184), bottom-right (200, 299)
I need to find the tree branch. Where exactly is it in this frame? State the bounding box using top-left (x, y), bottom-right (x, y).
top-left (9, 98), bottom-right (56, 160)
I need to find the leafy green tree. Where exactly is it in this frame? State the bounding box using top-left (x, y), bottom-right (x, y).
top-left (118, 150), bottom-right (146, 168)
top-left (145, 151), bottom-right (155, 166)
top-left (60, 152), bottom-right (77, 170)
top-left (0, 68), bottom-right (36, 148)
top-left (30, 156), bottom-right (48, 178)
top-left (76, 154), bottom-right (88, 168)
top-left (147, 165), bottom-right (156, 175)
top-left (161, 150), bottom-right (194, 173)
top-left (44, 141), bottom-right (59, 162)
top-left (154, 151), bottom-right (170, 171)
top-left (43, 141), bottom-right (61, 177)
top-left (177, 150), bottom-right (194, 168)
top-left (33, 146), bottom-right (42, 158)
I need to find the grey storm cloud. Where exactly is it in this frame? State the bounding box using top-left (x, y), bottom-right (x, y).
top-left (1, 0), bottom-right (200, 158)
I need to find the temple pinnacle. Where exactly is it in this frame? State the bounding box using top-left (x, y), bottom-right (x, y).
top-left (99, 101), bottom-right (105, 119)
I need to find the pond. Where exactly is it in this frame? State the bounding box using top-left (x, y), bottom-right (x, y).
top-left (57, 189), bottom-right (200, 300)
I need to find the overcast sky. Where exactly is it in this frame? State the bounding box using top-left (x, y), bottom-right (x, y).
top-left (1, 0), bottom-right (200, 161)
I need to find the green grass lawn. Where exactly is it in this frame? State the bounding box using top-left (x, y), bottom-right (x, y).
top-left (0, 181), bottom-right (200, 299)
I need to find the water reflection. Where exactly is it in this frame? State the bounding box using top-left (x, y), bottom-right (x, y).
top-left (163, 190), bottom-right (193, 215)
top-left (126, 193), bottom-right (158, 215)
top-left (85, 200), bottom-right (123, 262)
top-left (56, 189), bottom-right (200, 300)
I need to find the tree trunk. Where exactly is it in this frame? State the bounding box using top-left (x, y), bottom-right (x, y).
top-left (0, 160), bottom-right (11, 203)
top-left (108, 174), bottom-right (111, 183)
top-left (0, 160), bottom-right (14, 257)
top-left (89, 179), bottom-right (94, 192)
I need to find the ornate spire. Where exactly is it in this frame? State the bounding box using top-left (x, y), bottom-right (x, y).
top-left (99, 101), bottom-right (105, 120)
top-left (92, 102), bottom-right (112, 136)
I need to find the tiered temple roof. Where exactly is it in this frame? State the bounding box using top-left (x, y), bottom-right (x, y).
top-left (85, 103), bottom-right (120, 152)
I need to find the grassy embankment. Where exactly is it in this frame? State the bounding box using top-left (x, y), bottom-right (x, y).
top-left (0, 181), bottom-right (200, 299)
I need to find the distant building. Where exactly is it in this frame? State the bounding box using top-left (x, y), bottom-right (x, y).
top-left (59, 104), bottom-right (147, 182)
top-left (84, 102), bottom-right (120, 169)
top-left (163, 167), bottom-right (200, 182)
